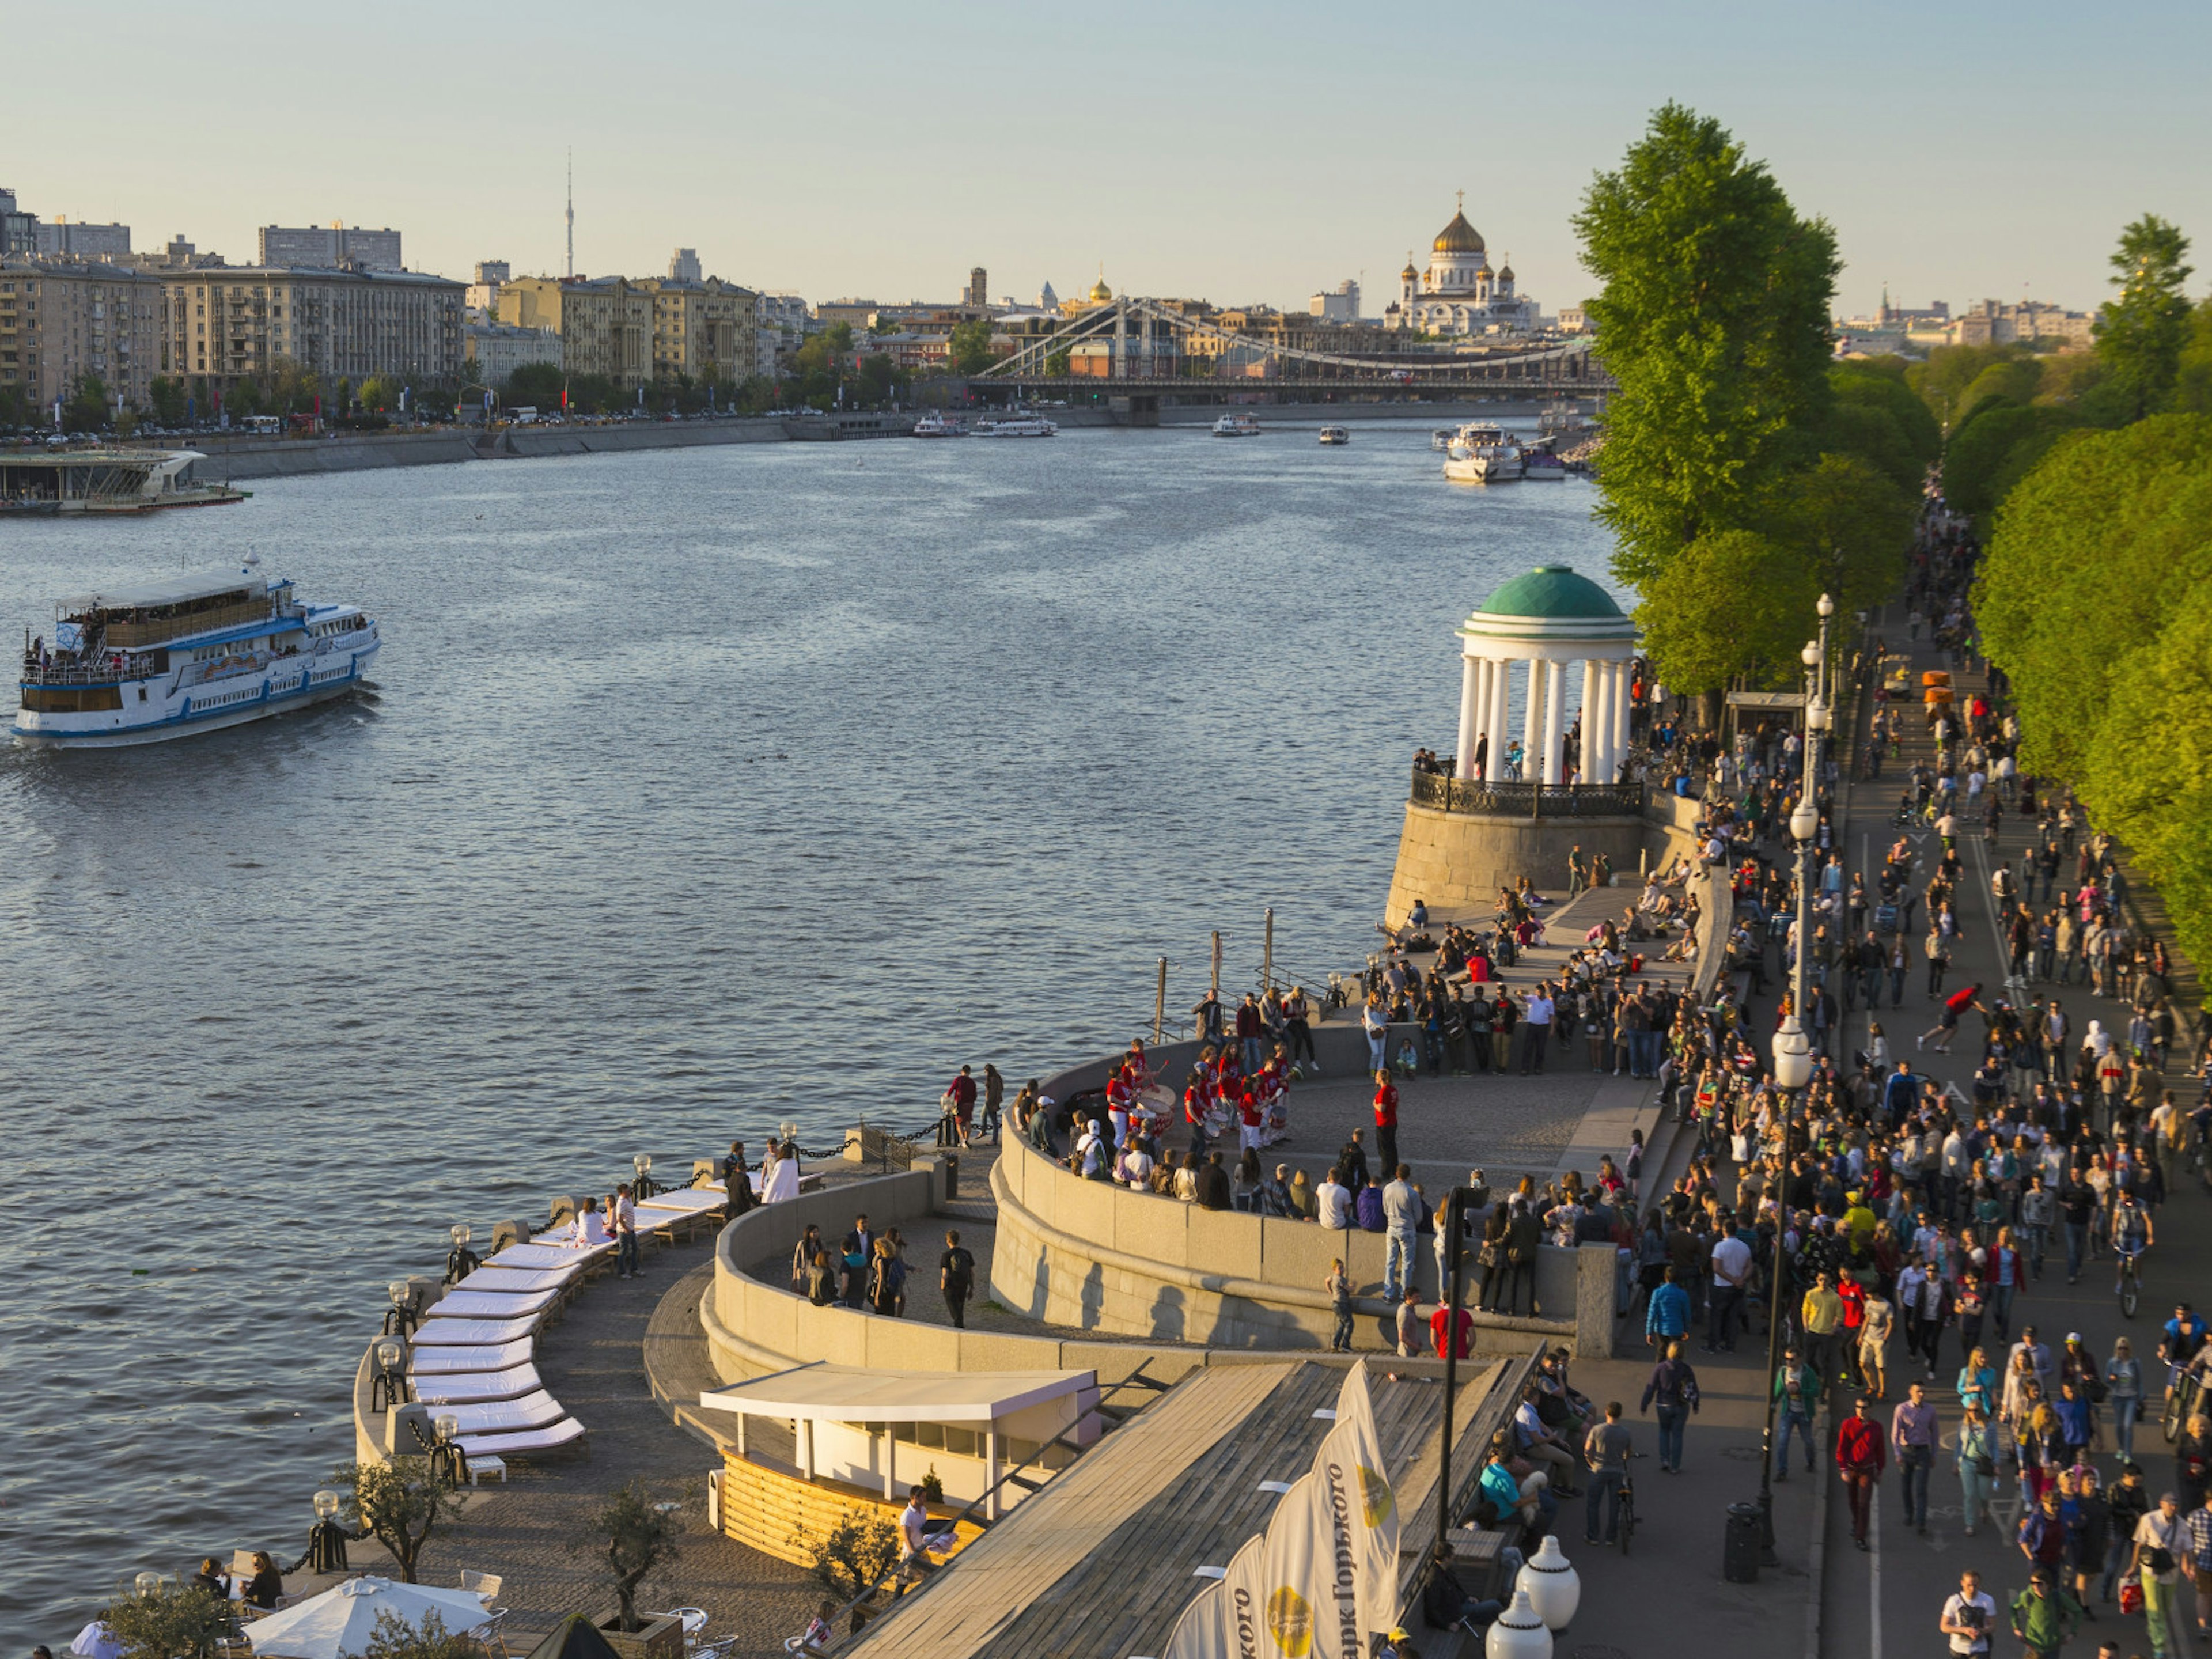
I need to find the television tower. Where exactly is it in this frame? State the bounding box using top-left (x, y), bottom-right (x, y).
top-left (565, 150), bottom-right (574, 279)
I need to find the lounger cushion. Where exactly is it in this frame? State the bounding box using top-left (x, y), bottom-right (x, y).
top-left (410, 1340), bottom-right (535, 1376)
top-left (454, 1417), bottom-right (588, 1457)
top-left (410, 1365), bottom-right (544, 1405)
top-left (426, 1289), bottom-right (558, 1320)
top-left (411, 1317), bottom-right (538, 1347)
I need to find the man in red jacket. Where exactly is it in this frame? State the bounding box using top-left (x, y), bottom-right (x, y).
top-left (1835, 1395), bottom-right (1888, 1550)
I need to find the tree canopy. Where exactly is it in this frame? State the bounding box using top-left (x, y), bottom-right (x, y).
top-left (2097, 213), bottom-right (2195, 421)
top-left (1574, 102), bottom-right (1841, 589)
top-left (1974, 414), bottom-right (2212, 968)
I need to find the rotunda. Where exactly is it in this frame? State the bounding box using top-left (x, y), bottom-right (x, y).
top-left (1453, 565), bottom-right (1637, 786)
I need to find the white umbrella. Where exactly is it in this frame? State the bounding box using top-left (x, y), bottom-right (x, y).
top-left (246, 1575), bottom-right (491, 1659)
top-left (70, 1622), bottom-right (123, 1659)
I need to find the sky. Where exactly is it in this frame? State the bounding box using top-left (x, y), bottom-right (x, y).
top-left (10, 0), bottom-right (2211, 319)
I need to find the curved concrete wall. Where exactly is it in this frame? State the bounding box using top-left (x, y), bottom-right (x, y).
top-left (1384, 802), bottom-right (1647, 926)
top-left (986, 1127), bottom-right (1613, 1356)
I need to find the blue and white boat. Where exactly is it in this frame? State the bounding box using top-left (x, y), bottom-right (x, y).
top-left (14, 555), bottom-right (380, 747)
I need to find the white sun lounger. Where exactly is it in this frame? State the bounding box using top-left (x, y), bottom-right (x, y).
top-left (409, 1364), bottom-right (546, 1406)
top-left (454, 1417), bottom-right (588, 1459)
top-left (489, 1241), bottom-right (611, 1272)
top-left (454, 1266), bottom-right (578, 1296)
top-left (411, 1317), bottom-right (539, 1347)
top-left (410, 1339), bottom-right (535, 1376)
top-left (639, 1188), bottom-right (725, 1214)
top-left (426, 1289), bottom-right (560, 1321)
top-left (438, 1389), bottom-right (568, 1437)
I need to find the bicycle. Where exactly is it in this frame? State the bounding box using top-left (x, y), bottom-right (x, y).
top-left (2164, 1363), bottom-right (2203, 1445)
top-left (2116, 1248), bottom-right (2143, 1320)
top-left (1614, 1452), bottom-right (1646, 1555)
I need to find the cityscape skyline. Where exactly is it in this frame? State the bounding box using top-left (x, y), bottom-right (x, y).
top-left (10, 0), bottom-right (2211, 317)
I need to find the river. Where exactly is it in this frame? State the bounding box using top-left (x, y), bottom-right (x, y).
top-left (0, 419), bottom-right (1618, 1641)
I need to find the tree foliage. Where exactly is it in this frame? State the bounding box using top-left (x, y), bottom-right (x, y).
top-left (100, 1585), bottom-right (234, 1659)
top-left (1941, 402), bottom-right (2082, 519)
top-left (1634, 529), bottom-right (1816, 694)
top-left (1975, 415), bottom-right (2212, 969)
top-left (598, 1480), bottom-right (683, 1632)
top-left (363, 1611), bottom-right (482, 1659)
top-left (808, 1510), bottom-right (900, 1601)
top-left (331, 1456), bottom-right (463, 1584)
top-left (1573, 102), bottom-right (1840, 587)
top-left (947, 317), bottom-right (996, 376)
top-left (2097, 213), bottom-right (2195, 421)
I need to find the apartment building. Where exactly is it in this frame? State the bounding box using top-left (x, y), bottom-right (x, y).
top-left (465, 321), bottom-right (562, 384)
top-left (498, 275), bottom-right (650, 387)
top-left (1949, 298), bottom-right (2094, 349)
top-left (258, 224), bottom-right (403, 271)
top-left (0, 259), bottom-right (161, 410)
top-left (643, 277), bottom-right (757, 384)
top-left (157, 267), bottom-right (464, 391)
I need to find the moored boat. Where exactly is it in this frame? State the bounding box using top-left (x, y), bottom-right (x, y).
top-left (975, 416), bottom-right (1058, 438)
top-left (1318, 426), bottom-right (1350, 446)
top-left (1440, 422), bottom-right (1524, 484)
top-left (14, 556), bottom-right (380, 748)
top-left (910, 414), bottom-right (967, 438)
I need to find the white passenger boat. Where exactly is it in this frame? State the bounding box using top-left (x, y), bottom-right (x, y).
top-left (1213, 413), bottom-right (1261, 437)
top-left (1317, 426), bottom-right (1350, 446)
top-left (910, 414), bottom-right (967, 438)
top-left (14, 556), bottom-right (381, 748)
top-left (974, 416), bottom-right (1057, 438)
top-left (1431, 429), bottom-right (1456, 451)
top-left (1441, 422), bottom-right (1524, 484)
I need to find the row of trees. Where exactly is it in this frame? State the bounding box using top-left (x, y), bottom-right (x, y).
top-left (1973, 219), bottom-right (2212, 969)
top-left (1574, 104), bottom-right (1937, 704)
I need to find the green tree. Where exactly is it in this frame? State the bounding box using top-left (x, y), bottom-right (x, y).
top-left (356, 376), bottom-right (400, 413)
top-left (362, 1611), bottom-right (481, 1659)
top-left (1763, 452), bottom-right (1913, 612)
top-left (597, 1480), bottom-right (683, 1633)
top-left (808, 1509), bottom-right (900, 1601)
top-left (62, 372), bottom-right (112, 432)
top-left (1572, 102), bottom-right (1841, 586)
top-left (100, 1585), bottom-right (234, 1659)
top-left (2173, 296), bottom-right (2212, 415)
top-left (148, 376), bottom-right (188, 426)
top-left (947, 318), bottom-right (997, 376)
top-left (857, 353), bottom-right (896, 403)
top-left (1633, 528), bottom-right (1817, 694)
top-left (1941, 402), bottom-right (2082, 519)
top-left (1949, 357), bottom-right (2044, 432)
top-left (267, 355), bottom-right (321, 415)
top-left (226, 378), bottom-right (266, 419)
top-left (331, 1456), bottom-right (463, 1584)
top-left (2097, 213), bottom-right (2195, 421)
top-left (1043, 346), bottom-right (1071, 377)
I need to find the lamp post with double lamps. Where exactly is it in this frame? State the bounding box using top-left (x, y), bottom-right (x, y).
top-left (1755, 604), bottom-right (1833, 1558)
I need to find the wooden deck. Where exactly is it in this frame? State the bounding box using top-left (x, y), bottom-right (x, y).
top-left (842, 1350), bottom-right (1535, 1659)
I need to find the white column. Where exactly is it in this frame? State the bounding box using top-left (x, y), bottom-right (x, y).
top-left (986, 1429), bottom-right (1002, 1521)
top-left (1540, 660), bottom-right (1566, 784)
top-left (1520, 658), bottom-right (1544, 781)
top-left (1455, 652), bottom-right (1480, 778)
top-left (1612, 658), bottom-right (1633, 774)
top-left (1587, 661), bottom-right (1611, 786)
top-left (1486, 657), bottom-right (1512, 780)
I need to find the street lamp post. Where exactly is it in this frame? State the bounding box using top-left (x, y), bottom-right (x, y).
top-left (1755, 606), bottom-right (1832, 1559)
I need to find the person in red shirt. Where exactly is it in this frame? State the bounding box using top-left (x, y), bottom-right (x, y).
top-left (1238, 1090), bottom-right (1263, 1156)
top-left (944, 1066), bottom-right (979, 1149)
top-left (1431, 1299), bottom-right (1473, 1360)
top-left (1835, 1395), bottom-right (1888, 1549)
top-left (1373, 1071), bottom-right (1400, 1177)
top-left (1837, 1277), bottom-right (1868, 1387)
top-left (1916, 982), bottom-right (1985, 1056)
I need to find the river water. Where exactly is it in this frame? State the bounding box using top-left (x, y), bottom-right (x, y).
top-left (0, 419), bottom-right (1616, 1640)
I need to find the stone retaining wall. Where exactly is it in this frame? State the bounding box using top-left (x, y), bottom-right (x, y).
top-left (1382, 802), bottom-right (1648, 927)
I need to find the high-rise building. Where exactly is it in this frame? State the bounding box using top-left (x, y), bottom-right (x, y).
top-left (1308, 279), bottom-right (1361, 323)
top-left (156, 266), bottom-right (464, 390)
top-left (669, 248), bottom-right (702, 283)
top-left (466, 261), bottom-right (511, 315)
top-left (644, 275), bottom-right (756, 384)
top-left (0, 258), bottom-right (161, 410)
top-left (35, 218), bottom-right (132, 258)
top-left (2, 188), bottom-right (42, 256)
top-left (964, 267), bottom-right (987, 308)
top-left (498, 275), bottom-right (652, 388)
top-left (257, 224), bottom-right (403, 271)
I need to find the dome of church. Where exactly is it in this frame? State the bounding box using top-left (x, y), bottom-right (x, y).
top-left (1400, 261), bottom-right (1418, 281)
top-left (1089, 275), bottom-right (1113, 302)
top-left (1498, 262), bottom-right (1515, 283)
top-left (1433, 210), bottom-right (1484, 255)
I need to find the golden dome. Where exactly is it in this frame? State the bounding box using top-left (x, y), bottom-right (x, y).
top-left (1433, 209), bottom-right (1484, 255)
top-left (1089, 275), bottom-right (1112, 302)
top-left (1498, 263), bottom-right (1515, 283)
top-left (1400, 262), bottom-right (1418, 281)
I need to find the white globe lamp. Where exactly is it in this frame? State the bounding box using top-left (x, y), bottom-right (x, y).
top-left (1517, 1533), bottom-right (1581, 1631)
top-left (1485, 1586), bottom-right (1554, 1659)
top-left (1773, 1016), bottom-right (1812, 1092)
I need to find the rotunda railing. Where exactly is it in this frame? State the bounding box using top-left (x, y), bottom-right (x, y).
top-left (1409, 768), bottom-right (1644, 817)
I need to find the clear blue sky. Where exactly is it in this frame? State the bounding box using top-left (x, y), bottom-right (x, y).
top-left (12, 0), bottom-right (2209, 317)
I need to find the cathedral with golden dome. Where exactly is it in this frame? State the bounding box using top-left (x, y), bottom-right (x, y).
top-left (1384, 197), bottom-right (1543, 335)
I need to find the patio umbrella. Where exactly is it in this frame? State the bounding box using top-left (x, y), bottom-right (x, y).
top-left (246, 1575), bottom-right (492, 1659)
top-left (69, 1623), bottom-right (123, 1659)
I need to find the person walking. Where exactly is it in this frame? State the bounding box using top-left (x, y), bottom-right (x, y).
top-left (938, 1230), bottom-right (975, 1330)
top-left (1774, 1344), bottom-right (1821, 1482)
top-left (1893, 1381), bottom-right (1940, 1535)
top-left (613, 1181), bottom-right (641, 1279)
top-left (2131, 1490), bottom-right (2192, 1659)
top-left (1957, 1402), bottom-right (1999, 1536)
top-left (2109, 1338), bottom-right (2146, 1461)
top-left (2010, 1567), bottom-right (2086, 1659)
top-left (1836, 1395), bottom-right (1889, 1551)
top-left (1639, 1339), bottom-right (1699, 1474)
top-left (2185, 1490), bottom-right (2212, 1643)
top-left (1582, 1402), bottom-right (1634, 1546)
top-left (1326, 1259), bottom-right (1354, 1353)
top-left (1646, 1266), bottom-right (1691, 1353)
top-left (1941, 1569), bottom-right (1998, 1658)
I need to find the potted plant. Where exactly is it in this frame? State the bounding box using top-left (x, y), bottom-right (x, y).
top-left (594, 1481), bottom-right (685, 1659)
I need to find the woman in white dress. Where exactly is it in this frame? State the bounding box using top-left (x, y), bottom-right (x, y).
top-left (761, 1138), bottom-right (801, 1203)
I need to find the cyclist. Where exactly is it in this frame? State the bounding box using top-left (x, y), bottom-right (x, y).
top-left (2110, 1192), bottom-right (2152, 1299)
top-left (2160, 1301), bottom-right (2207, 1400)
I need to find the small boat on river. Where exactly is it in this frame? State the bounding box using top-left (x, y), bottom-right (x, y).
top-left (974, 416), bottom-right (1057, 438)
top-left (1213, 413), bottom-right (1261, 437)
top-left (1318, 426), bottom-right (1350, 446)
top-left (1441, 423), bottom-right (1524, 484)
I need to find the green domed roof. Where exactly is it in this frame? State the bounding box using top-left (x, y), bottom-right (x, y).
top-left (1475, 565), bottom-right (1623, 620)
